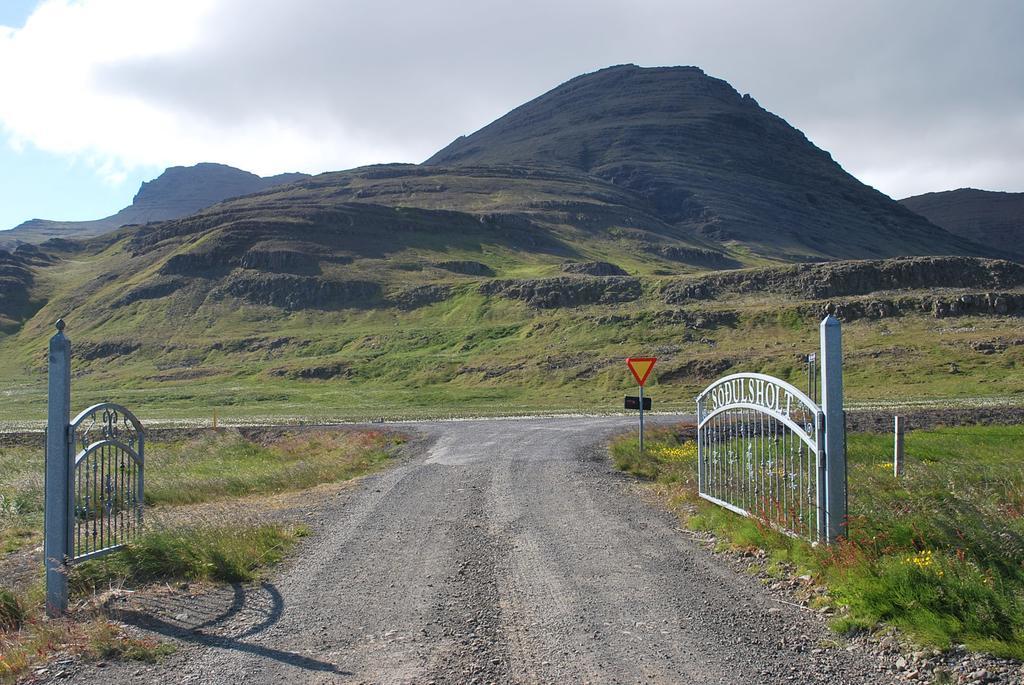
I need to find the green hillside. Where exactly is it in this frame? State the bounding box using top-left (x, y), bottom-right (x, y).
top-left (2, 229), bottom-right (1022, 427)
top-left (0, 65), bottom-right (1020, 425)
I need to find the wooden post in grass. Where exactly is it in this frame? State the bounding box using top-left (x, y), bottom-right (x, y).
top-left (894, 416), bottom-right (905, 477)
top-left (44, 319), bottom-right (71, 616)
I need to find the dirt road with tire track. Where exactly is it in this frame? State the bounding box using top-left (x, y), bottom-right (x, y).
top-left (52, 416), bottom-right (887, 684)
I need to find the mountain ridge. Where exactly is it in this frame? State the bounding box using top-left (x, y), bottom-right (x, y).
top-left (899, 188), bottom-right (1024, 261)
top-left (427, 64), bottom-right (987, 261)
top-left (0, 162), bottom-right (309, 248)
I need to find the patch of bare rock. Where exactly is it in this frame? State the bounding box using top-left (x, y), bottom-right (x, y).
top-left (435, 260), bottom-right (495, 276)
top-left (662, 257), bottom-right (1024, 303)
top-left (560, 260), bottom-right (628, 276)
top-left (479, 275), bottom-right (641, 308)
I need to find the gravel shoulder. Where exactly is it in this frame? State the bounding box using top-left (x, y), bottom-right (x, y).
top-left (38, 415), bottom-right (891, 684)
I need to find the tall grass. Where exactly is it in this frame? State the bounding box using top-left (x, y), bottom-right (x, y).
top-left (611, 424), bottom-right (1024, 659)
top-left (0, 588), bottom-right (25, 633)
top-left (71, 522), bottom-right (307, 593)
top-left (144, 429), bottom-right (401, 505)
top-left (0, 613), bottom-right (173, 682)
top-left (0, 428), bottom-right (402, 553)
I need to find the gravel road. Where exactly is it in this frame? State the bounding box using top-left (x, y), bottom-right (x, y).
top-left (51, 415), bottom-right (889, 684)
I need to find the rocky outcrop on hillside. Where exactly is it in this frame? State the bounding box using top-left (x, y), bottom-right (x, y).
top-left (159, 236), bottom-right (335, 279)
top-left (269, 361), bottom-right (353, 380)
top-left (644, 244), bottom-right (741, 269)
top-left (480, 276), bottom-right (642, 308)
top-left (480, 212), bottom-right (537, 232)
top-left (212, 272), bottom-right (381, 310)
top-left (561, 261), bottom-right (628, 276)
top-left (10, 243), bottom-right (56, 265)
top-left (0, 248), bottom-right (40, 326)
top-left (591, 308), bottom-right (737, 329)
top-left (658, 357), bottom-right (734, 382)
top-left (112, 277), bottom-right (188, 308)
top-left (662, 257), bottom-right (1024, 303)
top-left (812, 292), bottom-right (1024, 323)
top-left (390, 284), bottom-right (454, 310)
top-left (160, 249), bottom-right (236, 276)
top-left (239, 242), bottom-right (324, 274)
top-left (74, 340), bottom-right (142, 360)
top-left (436, 261), bottom-right (495, 276)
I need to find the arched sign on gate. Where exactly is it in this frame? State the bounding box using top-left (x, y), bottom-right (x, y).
top-left (697, 373), bottom-right (825, 541)
top-left (695, 316), bottom-right (847, 544)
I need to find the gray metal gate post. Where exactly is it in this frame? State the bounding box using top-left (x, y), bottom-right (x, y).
top-left (819, 315), bottom-right (846, 543)
top-left (44, 320), bottom-right (71, 616)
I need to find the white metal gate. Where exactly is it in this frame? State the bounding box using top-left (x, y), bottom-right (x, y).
top-left (695, 316), bottom-right (846, 544)
top-left (697, 373), bottom-right (825, 541)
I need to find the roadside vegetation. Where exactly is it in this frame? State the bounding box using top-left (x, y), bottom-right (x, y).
top-left (0, 594), bottom-right (175, 681)
top-left (0, 427), bottom-right (402, 554)
top-left (70, 522), bottom-right (308, 593)
top-left (612, 423), bottom-right (1024, 660)
top-left (0, 523), bottom-right (301, 681)
top-left (0, 427), bottom-right (405, 682)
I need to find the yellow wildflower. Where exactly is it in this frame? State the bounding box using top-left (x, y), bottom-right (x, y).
top-left (652, 441), bottom-right (698, 461)
top-left (903, 549), bottom-right (944, 577)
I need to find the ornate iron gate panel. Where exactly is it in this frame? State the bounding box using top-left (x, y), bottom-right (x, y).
top-left (69, 403), bottom-right (144, 562)
top-left (697, 373), bottom-right (826, 542)
top-left (45, 321), bottom-right (149, 615)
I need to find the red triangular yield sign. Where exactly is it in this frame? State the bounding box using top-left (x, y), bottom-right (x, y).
top-left (626, 357), bottom-right (657, 386)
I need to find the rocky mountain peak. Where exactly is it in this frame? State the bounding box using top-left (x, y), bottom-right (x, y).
top-left (427, 64), bottom-right (984, 260)
top-left (1, 163), bottom-right (310, 248)
top-left (128, 163), bottom-right (305, 221)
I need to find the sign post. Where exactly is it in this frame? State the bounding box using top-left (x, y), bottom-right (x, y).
top-left (640, 383), bottom-right (645, 453)
top-left (626, 357), bottom-right (656, 453)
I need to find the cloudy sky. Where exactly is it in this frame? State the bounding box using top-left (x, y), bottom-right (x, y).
top-left (0, 0), bottom-right (1021, 230)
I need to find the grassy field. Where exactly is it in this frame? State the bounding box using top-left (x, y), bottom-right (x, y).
top-left (1, 217), bottom-right (1023, 427)
top-left (2, 289), bottom-right (1023, 428)
top-left (0, 428), bottom-right (403, 555)
top-left (612, 424), bottom-right (1024, 659)
top-left (0, 427), bottom-right (405, 681)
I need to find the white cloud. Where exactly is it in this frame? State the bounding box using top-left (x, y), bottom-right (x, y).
top-left (0, 0), bottom-right (219, 179)
top-left (0, 0), bottom-right (1021, 196)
